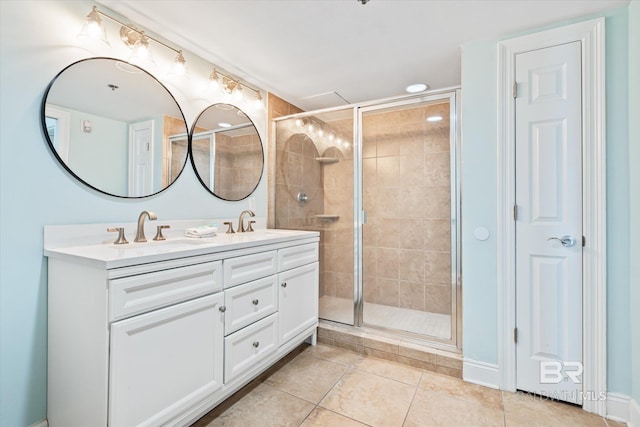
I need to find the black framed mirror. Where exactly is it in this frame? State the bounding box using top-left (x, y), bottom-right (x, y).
top-left (190, 104), bottom-right (264, 201)
top-left (41, 57), bottom-right (188, 198)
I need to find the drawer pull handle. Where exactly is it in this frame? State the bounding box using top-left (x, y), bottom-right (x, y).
top-left (253, 341), bottom-right (260, 348)
top-left (219, 306), bottom-right (227, 312)
top-left (281, 282), bottom-right (287, 288)
top-left (252, 299), bottom-right (259, 305)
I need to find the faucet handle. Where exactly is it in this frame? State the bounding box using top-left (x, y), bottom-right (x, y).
top-left (153, 225), bottom-right (170, 241)
top-left (223, 221), bottom-right (235, 234)
top-left (247, 220), bottom-right (256, 232)
top-left (107, 227), bottom-right (128, 245)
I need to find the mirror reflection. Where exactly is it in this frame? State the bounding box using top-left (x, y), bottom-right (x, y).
top-left (42, 57), bottom-right (188, 197)
top-left (190, 104), bottom-right (263, 201)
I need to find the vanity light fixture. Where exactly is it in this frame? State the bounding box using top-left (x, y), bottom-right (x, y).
top-left (77, 6), bottom-right (109, 45)
top-left (427, 115), bottom-right (443, 122)
top-left (405, 83), bottom-right (428, 93)
top-left (209, 68), bottom-right (264, 108)
top-left (218, 122), bottom-right (232, 128)
top-left (78, 5), bottom-right (186, 73)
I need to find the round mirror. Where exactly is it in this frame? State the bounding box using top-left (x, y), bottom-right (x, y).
top-left (190, 104), bottom-right (264, 201)
top-left (41, 57), bottom-right (188, 198)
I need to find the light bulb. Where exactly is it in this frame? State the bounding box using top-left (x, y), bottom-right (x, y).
top-left (171, 50), bottom-right (188, 77)
top-left (295, 118), bottom-right (303, 127)
top-left (77, 6), bottom-right (109, 46)
top-left (209, 70), bottom-right (220, 90)
top-left (307, 122), bottom-right (314, 133)
top-left (318, 128), bottom-right (324, 137)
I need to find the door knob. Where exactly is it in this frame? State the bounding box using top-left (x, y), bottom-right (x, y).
top-left (547, 235), bottom-right (576, 247)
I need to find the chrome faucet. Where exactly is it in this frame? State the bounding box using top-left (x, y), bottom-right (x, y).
top-left (134, 210), bottom-right (157, 242)
top-left (238, 210), bottom-right (255, 233)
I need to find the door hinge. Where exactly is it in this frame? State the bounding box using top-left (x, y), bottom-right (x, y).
top-left (513, 81), bottom-right (518, 98)
top-left (513, 204), bottom-right (518, 221)
top-left (514, 327), bottom-right (518, 343)
top-left (582, 236), bottom-right (586, 247)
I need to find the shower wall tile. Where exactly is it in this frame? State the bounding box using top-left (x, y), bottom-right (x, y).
top-left (335, 273), bottom-right (353, 299)
top-left (400, 154), bottom-right (425, 182)
top-left (425, 284), bottom-right (452, 314)
top-left (398, 186), bottom-right (427, 218)
top-left (424, 186), bottom-right (451, 219)
top-left (399, 250), bottom-right (425, 283)
top-left (376, 156), bottom-right (400, 186)
top-left (423, 152), bottom-right (451, 187)
top-left (376, 248), bottom-right (399, 279)
top-left (376, 220), bottom-right (401, 249)
top-left (424, 219), bottom-right (451, 252)
top-left (424, 251), bottom-right (452, 285)
top-left (324, 271), bottom-right (337, 297)
top-left (377, 278), bottom-right (399, 306)
top-left (398, 219), bottom-right (425, 250)
top-left (363, 247), bottom-right (377, 276)
top-left (399, 282), bottom-right (426, 311)
top-left (376, 135), bottom-right (400, 157)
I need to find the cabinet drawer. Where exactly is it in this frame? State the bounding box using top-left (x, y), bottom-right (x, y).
top-left (224, 275), bottom-right (278, 336)
top-left (224, 314), bottom-right (278, 383)
top-left (278, 243), bottom-right (318, 272)
top-left (109, 261), bottom-right (222, 321)
top-left (223, 250), bottom-right (277, 289)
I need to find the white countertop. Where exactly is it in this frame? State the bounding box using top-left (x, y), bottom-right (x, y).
top-left (44, 220), bottom-right (319, 269)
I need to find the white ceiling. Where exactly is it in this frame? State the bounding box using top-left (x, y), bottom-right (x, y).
top-left (100, 0), bottom-right (628, 111)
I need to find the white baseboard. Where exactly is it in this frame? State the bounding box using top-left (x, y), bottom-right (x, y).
top-left (607, 392), bottom-right (630, 422)
top-left (629, 397), bottom-right (640, 427)
top-left (28, 420), bottom-right (48, 427)
top-left (462, 358), bottom-right (500, 389)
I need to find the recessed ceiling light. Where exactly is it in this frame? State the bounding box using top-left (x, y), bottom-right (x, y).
top-left (427, 115), bottom-right (443, 122)
top-left (405, 83), bottom-right (428, 93)
top-left (218, 122), bottom-right (232, 128)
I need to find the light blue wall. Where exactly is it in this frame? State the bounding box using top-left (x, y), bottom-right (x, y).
top-left (0, 1), bottom-right (267, 426)
top-left (628, 0), bottom-right (640, 407)
top-left (67, 108), bottom-right (128, 195)
top-left (461, 7), bottom-right (632, 395)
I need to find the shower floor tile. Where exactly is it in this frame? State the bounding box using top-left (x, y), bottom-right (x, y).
top-left (319, 295), bottom-right (451, 339)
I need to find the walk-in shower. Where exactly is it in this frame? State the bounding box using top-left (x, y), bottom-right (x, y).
top-left (273, 89), bottom-right (461, 348)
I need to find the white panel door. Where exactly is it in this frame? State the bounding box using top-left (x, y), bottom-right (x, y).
top-left (109, 293), bottom-right (224, 427)
top-left (128, 119), bottom-right (154, 197)
top-left (515, 41), bottom-right (583, 404)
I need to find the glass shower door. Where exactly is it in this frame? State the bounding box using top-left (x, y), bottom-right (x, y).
top-left (274, 108), bottom-right (355, 325)
top-left (358, 93), bottom-right (459, 343)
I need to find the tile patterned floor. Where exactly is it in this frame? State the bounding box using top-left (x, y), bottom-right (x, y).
top-left (191, 343), bottom-right (625, 427)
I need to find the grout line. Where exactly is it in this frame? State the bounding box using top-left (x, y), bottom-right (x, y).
top-left (401, 371), bottom-right (422, 426)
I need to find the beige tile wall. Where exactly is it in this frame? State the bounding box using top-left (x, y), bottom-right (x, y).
top-left (362, 102), bottom-right (452, 314)
top-left (270, 99), bottom-right (452, 316)
top-left (273, 114), bottom-right (354, 301)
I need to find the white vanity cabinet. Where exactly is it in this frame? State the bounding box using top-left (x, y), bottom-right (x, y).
top-left (278, 243), bottom-right (319, 345)
top-left (45, 227), bottom-right (319, 427)
top-left (109, 293), bottom-right (225, 427)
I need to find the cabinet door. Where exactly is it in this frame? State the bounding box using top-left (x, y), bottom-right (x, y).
top-left (278, 262), bottom-right (319, 345)
top-left (109, 293), bottom-right (224, 427)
